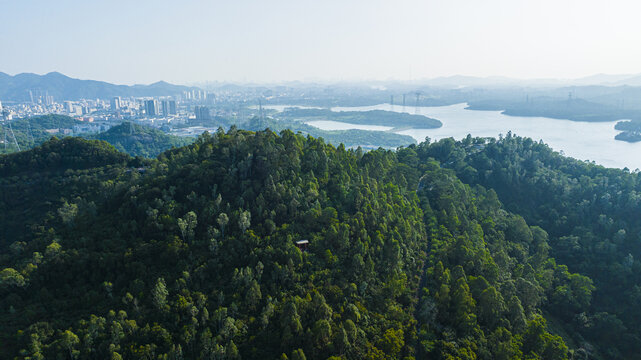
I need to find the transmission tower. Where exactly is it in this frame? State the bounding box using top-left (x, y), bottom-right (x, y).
top-left (1, 124), bottom-right (6, 151)
top-left (26, 121), bottom-right (35, 143)
top-left (415, 91), bottom-right (423, 114)
top-left (258, 98), bottom-right (265, 124)
top-left (8, 123), bottom-right (20, 151)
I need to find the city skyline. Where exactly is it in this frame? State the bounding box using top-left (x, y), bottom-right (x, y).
top-left (3, 0), bottom-right (641, 85)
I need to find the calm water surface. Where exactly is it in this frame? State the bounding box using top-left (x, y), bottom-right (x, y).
top-left (269, 103), bottom-right (641, 170)
top-left (306, 120), bottom-right (393, 131)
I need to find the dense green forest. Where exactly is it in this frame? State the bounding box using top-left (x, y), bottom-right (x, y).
top-left (85, 122), bottom-right (194, 157)
top-left (0, 129), bottom-right (637, 359)
top-left (0, 115), bottom-right (82, 154)
top-left (0, 136), bottom-right (146, 251)
top-left (414, 133), bottom-right (641, 358)
top-left (0, 116), bottom-right (193, 157)
top-left (614, 120), bottom-right (641, 142)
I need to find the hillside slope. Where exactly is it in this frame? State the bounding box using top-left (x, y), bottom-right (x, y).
top-left (0, 137), bottom-right (142, 250)
top-left (415, 134), bottom-right (641, 358)
top-left (0, 130), bottom-right (620, 359)
top-left (86, 122), bottom-right (194, 157)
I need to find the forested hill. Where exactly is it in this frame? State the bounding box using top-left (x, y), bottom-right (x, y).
top-left (0, 137), bottom-right (144, 252)
top-left (85, 122), bottom-right (194, 157)
top-left (0, 114), bottom-right (83, 154)
top-left (0, 129), bottom-right (634, 359)
top-left (412, 133), bottom-right (641, 358)
top-left (1, 116), bottom-right (193, 157)
top-left (0, 136), bottom-right (130, 176)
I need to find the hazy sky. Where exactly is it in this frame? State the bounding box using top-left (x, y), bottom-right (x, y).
top-left (2, 0), bottom-right (641, 85)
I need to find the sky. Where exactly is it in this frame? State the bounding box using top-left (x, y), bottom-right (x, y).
top-left (1, 0), bottom-right (641, 85)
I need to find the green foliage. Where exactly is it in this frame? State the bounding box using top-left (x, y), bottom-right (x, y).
top-left (85, 122), bottom-right (193, 157)
top-left (415, 132), bottom-right (641, 358)
top-left (0, 137), bottom-right (139, 249)
top-left (412, 161), bottom-right (577, 359)
top-left (1, 117), bottom-right (192, 158)
top-left (0, 136), bottom-right (130, 176)
top-left (152, 278), bottom-right (169, 312)
top-left (0, 114), bottom-right (82, 154)
top-left (0, 129), bottom-right (632, 359)
top-left (0, 268), bottom-right (26, 287)
top-left (0, 129), bottom-right (427, 359)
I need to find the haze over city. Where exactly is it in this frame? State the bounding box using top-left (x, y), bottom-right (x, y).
top-left (3, 0), bottom-right (641, 84)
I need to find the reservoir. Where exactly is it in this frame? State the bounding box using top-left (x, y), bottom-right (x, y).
top-left (268, 103), bottom-right (641, 170)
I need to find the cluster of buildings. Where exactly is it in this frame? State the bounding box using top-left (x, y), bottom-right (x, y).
top-left (142, 99), bottom-right (177, 117)
top-left (0, 84), bottom-right (296, 138)
top-left (1, 90), bottom-right (229, 139)
top-left (0, 95), bottom-right (183, 123)
top-left (182, 89), bottom-right (210, 101)
top-left (2, 97), bottom-right (111, 121)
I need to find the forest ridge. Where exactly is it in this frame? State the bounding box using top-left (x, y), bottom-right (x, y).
top-left (0, 129), bottom-right (638, 359)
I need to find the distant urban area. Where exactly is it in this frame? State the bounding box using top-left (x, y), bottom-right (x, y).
top-left (0, 72), bottom-right (449, 154)
top-left (1, 87), bottom-right (247, 138)
top-left (4, 71), bottom-right (641, 162)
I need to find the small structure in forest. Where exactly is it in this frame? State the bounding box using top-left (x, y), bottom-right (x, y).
top-left (295, 239), bottom-right (309, 252)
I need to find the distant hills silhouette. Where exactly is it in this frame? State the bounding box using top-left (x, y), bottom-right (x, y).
top-left (0, 71), bottom-right (198, 102)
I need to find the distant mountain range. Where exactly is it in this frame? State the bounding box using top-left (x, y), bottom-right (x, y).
top-left (420, 73), bottom-right (641, 88)
top-left (4, 71), bottom-right (641, 103)
top-left (0, 72), bottom-right (199, 102)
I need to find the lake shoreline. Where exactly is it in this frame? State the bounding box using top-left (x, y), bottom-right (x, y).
top-left (269, 103), bottom-right (641, 170)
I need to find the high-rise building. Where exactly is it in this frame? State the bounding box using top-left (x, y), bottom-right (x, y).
top-left (160, 100), bottom-right (177, 116)
top-left (161, 100), bottom-right (169, 117)
top-left (111, 97), bottom-right (121, 111)
top-left (44, 91), bottom-right (53, 106)
top-left (64, 101), bottom-right (74, 113)
top-left (194, 106), bottom-right (211, 121)
top-left (144, 99), bottom-right (159, 117)
top-left (191, 89), bottom-right (207, 101)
